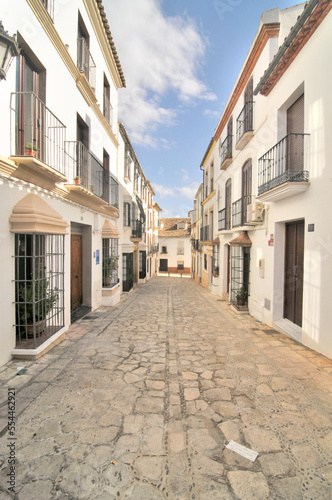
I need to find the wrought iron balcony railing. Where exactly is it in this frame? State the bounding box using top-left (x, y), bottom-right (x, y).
top-left (132, 220), bottom-right (143, 239)
top-left (110, 176), bottom-right (119, 208)
top-left (258, 133), bottom-right (309, 195)
top-left (150, 244), bottom-right (159, 253)
top-left (232, 195), bottom-right (253, 228)
top-left (65, 141), bottom-right (105, 198)
top-left (236, 101), bottom-right (254, 144)
top-left (219, 135), bottom-right (233, 166)
top-left (10, 92), bottom-right (67, 176)
top-left (77, 37), bottom-right (96, 91)
top-left (200, 225), bottom-right (213, 242)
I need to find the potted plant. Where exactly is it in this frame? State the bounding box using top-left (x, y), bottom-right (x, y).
top-left (18, 265), bottom-right (59, 338)
top-left (236, 286), bottom-right (248, 307)
top-left (225, 151), bottom-right (232, 159)
top-left (89, 185), bottom-right (94, 192)
top-left (74, 176), bottom-right (81, 185)
top-left (25, 143), bottom-right (39, 157)
top-left (103, 255), bottom-right (119, 287)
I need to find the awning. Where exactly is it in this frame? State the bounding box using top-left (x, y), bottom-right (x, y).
top-left (9, 194), bottom-right (68, 235)
top-left (229, 232), bottom-right (252, 247)
top-left (101, 219), bottom-right (120, 239)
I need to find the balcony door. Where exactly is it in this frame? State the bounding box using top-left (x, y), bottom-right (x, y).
top-left (284, 221), bottom-right (304, 327)
top-left (76, 115), bottom-right (89, 185)
top-left (225, 179), bottom-right (232, 230)
top-left (287, 94), bottom-right (304, 172)
top-left (17, 54), bottom-right (41, 156)
top-left (242, 159), bottom-right (252, 225)
top-left (122, 253), bottom-right (133, 292)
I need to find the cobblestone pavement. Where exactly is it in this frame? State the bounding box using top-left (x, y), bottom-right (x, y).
top-left (1, 277), bottom-right (332, 499)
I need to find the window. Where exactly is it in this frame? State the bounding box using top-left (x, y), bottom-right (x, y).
top-left (123, 202), bottom-right (131, 226)
top-left (210, 163), bottom-right (214, 193)
top-left (124, 148), bottom-right (132, 181)
top-left (134, 165), bottom-right (139, 191)
top-left (102, 238), bottom-right (118, 288)
top-left (110, 176), bottom-right (119, 208)
top-left (77, 12), bottom-right (96, 89)
top-left (102, 149), bottom-right (110, 203)
top-left (41, 0), bottom-right (55, 21)
top-left (14, 233), bottom-right (64, 349)
top-left (177, 222), bottom-right (186, 230)
top-left (242, 159), bottom-right (252, 225)
top-left (204, 253), bottom-right (207, 271)
top-left (161, 246), bottom-right (167, 254)
top-left (103, 74), bottom-right (112, 125)
top-left (225, 179), bottom-right (232, 230)
top-left (177, 262), bottom-right (184, 271)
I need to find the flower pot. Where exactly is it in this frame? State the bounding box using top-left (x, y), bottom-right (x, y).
top-left (26, 319), bottom-right (46, 338)
top-left (236, 297), bottom-right (246, 307)
top-left (74, 179), bottom-right (81, 185)
top-left (25, 148), bottom-right (32, 156)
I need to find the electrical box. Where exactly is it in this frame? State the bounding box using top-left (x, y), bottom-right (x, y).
top-left (246, 201), bottom-right (264, 224)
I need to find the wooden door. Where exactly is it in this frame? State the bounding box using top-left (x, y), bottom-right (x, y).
top-left (287, 94), bottom-right (304, 172)
top-left (227, 245), bottom-right (231, 293)
top-left (71, 234), bottom-right (83, 311)
top-left (242, 159), bottom-right (252, 224)
top-left (122, 253), bottom-right (133, 292)
top-left (160, 259), bottom-right (168, 272)
top-left (284, 221), bottom-right (304, 327)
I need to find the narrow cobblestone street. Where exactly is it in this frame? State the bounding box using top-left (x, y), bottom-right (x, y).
top-left (1, 277), bottom-right (332, 499)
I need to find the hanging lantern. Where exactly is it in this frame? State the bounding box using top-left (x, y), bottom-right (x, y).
top-left (0, 21), bottom-right (20, 81)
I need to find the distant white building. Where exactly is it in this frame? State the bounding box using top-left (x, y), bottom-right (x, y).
top-left (192, 0), bottom-right (332, 359)
top-left (158, 218), bottom-right (191, 274)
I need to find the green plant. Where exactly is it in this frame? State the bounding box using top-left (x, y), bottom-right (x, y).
top-left (25, 143), bottom-right (39, 151)
top-left (103, 255), bottom-right (119, 278)
top-left (18, 265), bottom-right (59, 324)
top-left (236, 286), bottom-right (248, 300)
top-left (74, 176), bottom-right (80, 180)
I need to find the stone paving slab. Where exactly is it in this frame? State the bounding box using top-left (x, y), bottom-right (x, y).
top-left (0, 277), bottom-right (332, 499)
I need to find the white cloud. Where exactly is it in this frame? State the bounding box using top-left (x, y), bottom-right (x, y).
top-left (153, 182), bottom-right (199, 200)
top-left (106, 0), bottom-right (216, 147)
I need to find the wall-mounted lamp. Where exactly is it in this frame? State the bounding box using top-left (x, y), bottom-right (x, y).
top-left (0, 21), bottom-right (20, 81)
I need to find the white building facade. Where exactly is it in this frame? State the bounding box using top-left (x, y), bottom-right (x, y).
top-left (0, 0), bottom-right (157, 367)
top-left (194, 0), bottom-right (332, 359)
top-left (158, 218), bottom-right (191, 275)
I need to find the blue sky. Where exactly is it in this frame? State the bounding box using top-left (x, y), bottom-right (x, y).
top-left (105, 0), bottom-right (299, 217)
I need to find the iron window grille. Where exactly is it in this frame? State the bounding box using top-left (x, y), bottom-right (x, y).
top-left (230, 246), bottom-right (250, 307)
top-left (213, 245), bottom-right (220, 277)
top-left (236, 101), bottom-right (254, 143)
top-left (14, 233), bottom-right (64, 349)
top-left (161, 246), bottom-right (167, 254)
top-left (77, 37), bottom-right (96, 91)
top-left (102, 238), bottom-right (118, 288)
top-left (123, 202), bottom-right (131, 226)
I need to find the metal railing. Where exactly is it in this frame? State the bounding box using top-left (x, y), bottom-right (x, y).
top-left (132, 220), bottom-right (143, 239)
top-left (232, 195), bottom-right (253, 227)
top-left (258, 133), bottom-right (309, 195)
top-left (65, 141), bottom-right (105, 198)
top-left (236, 101), bottom-right (254, 144)
top-left (10, 92), bottom-right (67, 176)
top-left (150, 244), bottom-right (159, 253)
top-left (200, 225), bottom-right (213, 242)
top-left (41, 0), bottom-right (55, 21)
top-left (219, 135), bottom-right (233, 166)
top-left (77, 37), bottom-right (96, 91)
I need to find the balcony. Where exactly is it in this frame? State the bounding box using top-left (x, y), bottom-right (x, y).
top-left (258, 133), bottom-right (310, 202)
top-left (77, 37), bottom-right (96, 91)
top-left (200, 225), bottom-right (213, 243)
top-left (219, 135), bottom-right (233, 170)
top-left (9, 92), bottom-right (67, 190)
top-left (236, 101), bottom-right (254, 150)
top-left (150, 244), bottom-right (159, 253)
top-left (218, 207), bottom-right (231, 231)
top-left (131, 220), bottom-right (143, 241)
top-left (232, 195), bottom-right (252, 228)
